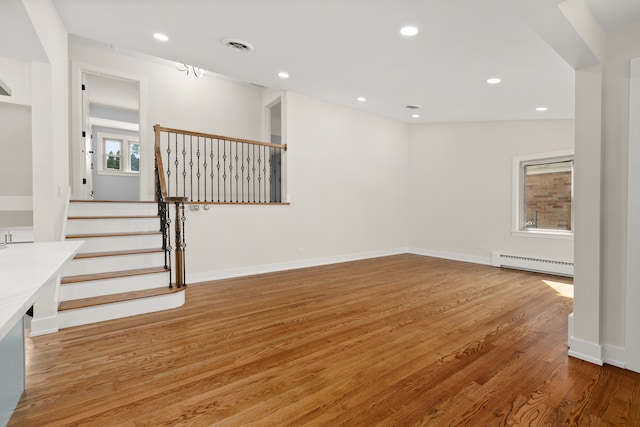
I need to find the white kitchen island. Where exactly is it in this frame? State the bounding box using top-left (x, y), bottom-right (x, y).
top-left (0, 241), bottom-right (83, 426)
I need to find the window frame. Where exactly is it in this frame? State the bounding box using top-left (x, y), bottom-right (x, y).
top-left (97, 132), bottom-right (140, 176)
top-left (512, 149), bottom-right (574, 240)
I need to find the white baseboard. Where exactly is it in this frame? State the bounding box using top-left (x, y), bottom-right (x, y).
top-left (567, 313), bottom-right (625, 368)
top-left (30, 315), bottom-right (58, 337)
top-left (568, 335), bottom-right (604, 366)
top-left (604, 344), bottom-right (626, 368)
top-left (186, 247), bottom-right (409, 284)
top-left (408, 248), bottom-right (491, 266)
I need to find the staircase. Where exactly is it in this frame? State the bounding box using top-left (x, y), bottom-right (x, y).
top-left (59, 200), bottom-right (185, 329)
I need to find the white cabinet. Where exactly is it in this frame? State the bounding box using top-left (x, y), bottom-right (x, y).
top-left (1, 227), bottom-right (33, 244)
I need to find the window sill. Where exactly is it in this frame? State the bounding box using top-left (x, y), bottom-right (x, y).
top-left (511, 229), bottom-right (574, 240)
top-left (97, 170), bottom-right (140, 177)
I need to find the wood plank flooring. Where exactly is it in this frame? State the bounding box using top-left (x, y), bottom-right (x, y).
top-left (9, 254), bottom-right (640, 426)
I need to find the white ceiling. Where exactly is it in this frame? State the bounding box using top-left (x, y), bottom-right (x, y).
top-left (8, 0), bottom-right (640, 123)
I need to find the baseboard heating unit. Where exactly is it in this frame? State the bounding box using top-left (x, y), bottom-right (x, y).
top-left (491, 252), bottom-right (573, 277)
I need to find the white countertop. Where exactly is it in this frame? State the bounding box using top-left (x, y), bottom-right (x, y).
top-left (0, 241), bottom-right (83, 341)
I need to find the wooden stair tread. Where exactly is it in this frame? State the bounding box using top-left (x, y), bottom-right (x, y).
top-left (66, 231), bottom-right (161, 239)
top-left (74, 248), bottom-right (165, 259)
top-left (58, 287), bottom-right (183, 311)
top-left (68, 215), bottom-right (159, 220)
top-left (62, 266), bottom-right (169, 284)
top-left (70, 199), bottom-right (156, 204)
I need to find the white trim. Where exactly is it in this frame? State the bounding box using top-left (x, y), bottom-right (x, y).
top-left (511, 230), bottom-right (573, 240)
top-left (90, 117), bottom-right (139, 132)
top-left (57, 290), bottom-right (184, 329)
top-left (512, 149), bottom-right (575, 235)
top-left (568, 334), bottom-right (604, 365)
top-left (187, 247), bottom-right (408, 284)
top-left (0, 196), bottom-right (32, 211)
top-left (626, 57), bottom-right (640, 373)
top-left (408, 248), bottom-right (492, 266)
top-left (59, 188), bottom-right (71, 241)
top-left (71, 61), bottom-right (148, 200)
top-left (604, 344), bottom-right (626, 368)
top-left (29, 315), bottom-right (58, 337)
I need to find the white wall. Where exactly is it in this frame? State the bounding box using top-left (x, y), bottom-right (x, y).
top-left (601, 22), bottom-right (640, 347)
top-left (21, 0), bottom-right (69, 242)
top-left (69, 39), bottom-right (264, 200)
top-left (0, 57), bottom-right (31, 106)
top-left (0, 102), bottom-right (32, 227)
top-left (186, 92), bottom-right (409, 280)
top-left (409, 120), bottom-right (574, 263)
top-left (0, 103), bottom-right (32, 197)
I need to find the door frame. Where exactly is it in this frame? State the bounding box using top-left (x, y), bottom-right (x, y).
top-left (70, 61), bottom-right (149, 200)
top-left (626, 57), bottom-right (640, 372)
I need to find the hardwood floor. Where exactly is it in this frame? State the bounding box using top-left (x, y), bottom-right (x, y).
top-left (9, 254), bottom-right (640, 426)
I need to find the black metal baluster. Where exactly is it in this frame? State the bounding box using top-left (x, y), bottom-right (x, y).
top-left (210, 139), bottom-right (214, 202)
top-left (268, 150), bottom-right (273, 203)
top-left (181, 135), bottom-right (186, 198)
top-left (242, 143), bottom-right (246, 202)
top-left (252, 145), bottom-right (256, 202)
top-left (174, 134), bottom-right (179, 196)
top-left (278, 147), bottom-right (282, 202)
top-left (189, 136), bottom-right (194, 201)
top-left (181, 201), bottom-right (187, 287)
top-left (202, 137), bottom-right (207, 202)
top-left (166, 204), bottom-right (173, 288)
top-left (223, 139), bottom-right (228, 202)
top-left (217, 139), bottom-right (221, 202)
top-left (258, 145), bottom-right (262, 202)
top-left (166, 133), bottom-right (172, 197)
top-left (263, 146), bottom-right (267, 203)
top-left (234, 141), bottom-right (239, 202)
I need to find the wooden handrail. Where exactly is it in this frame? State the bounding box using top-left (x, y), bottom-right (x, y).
top-left (154, 124), bottom-right (287, 151)
top-left (154, 128), bottom-right (168, 200)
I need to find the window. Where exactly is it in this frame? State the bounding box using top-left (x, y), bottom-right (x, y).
top-left (98, 132), bottom-right (139, 175)
top-left (513, 150), bottom-right (574, 238)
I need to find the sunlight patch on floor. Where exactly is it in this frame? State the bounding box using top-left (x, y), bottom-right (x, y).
top-left (543, 280), bottom-right (574, 298)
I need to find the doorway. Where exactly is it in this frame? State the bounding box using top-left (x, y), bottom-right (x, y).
top-left (71, 63), bottom-right (145, 201)
top-left (266, 98), bottom-right (282, 202)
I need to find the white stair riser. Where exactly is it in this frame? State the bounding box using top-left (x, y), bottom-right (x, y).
top-left (58, 290), bottom-right (185, 329)
top-left (63, 252), bottom-right (166, 276)
top-left (66, 217), bottom-right (161, 234)
top-left (60, 271), bottom-right (170, 300)
top-left (68, 202), bottom-right (158, 217)
top-left (69, 234), bottom-right (163, 253)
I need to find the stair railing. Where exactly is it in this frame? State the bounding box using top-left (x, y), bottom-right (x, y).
top-left (153, 124), bottom-right (287, 204)
top-left (155, 128), bottom-right (187, 289)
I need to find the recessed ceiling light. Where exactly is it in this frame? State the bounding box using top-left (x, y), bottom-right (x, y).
top-left (412, 114), bottom-right (420, 118)
top-left (487, 77), bottom-right (501, 84)
top-left (400, 26), bottom-right (419, 37)
top-left (153, 33), bottom-right (168, 42)
top-left (278, 71), bottom-right (289, 79)
top-left (536, 107), bottom-right (548, 112)
top-left (357, 97), bottom-right (366, 102)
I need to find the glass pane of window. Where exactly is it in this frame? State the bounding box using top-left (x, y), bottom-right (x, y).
top-left (129, 142), bottom-right (140, 172)
top-left (105, 139), bottom-right (122, 170)
top-left (523, 160), bottom-right (572, 230)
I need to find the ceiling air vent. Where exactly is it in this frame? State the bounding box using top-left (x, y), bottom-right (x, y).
top-left (403, 104), bottom-right (423, 110)
top-left (223, 38), bottom-right (254, 52)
